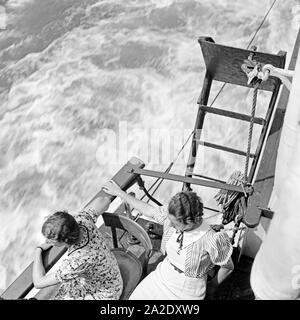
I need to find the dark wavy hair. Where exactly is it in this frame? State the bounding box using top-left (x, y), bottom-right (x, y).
top-left (168, 191), bottom-right (203, 226)
top-left (42, 211), bottom-right (80, 245)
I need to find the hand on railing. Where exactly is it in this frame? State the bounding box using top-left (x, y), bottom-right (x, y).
top-left (36, 242), bottom-right (53, 252)
top-left (102, 180), bottom-right (124, 197)
top-left (260, 64), bottom-right (294, 90)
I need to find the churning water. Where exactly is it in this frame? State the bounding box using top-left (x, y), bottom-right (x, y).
top-left (0, 0), bottom-right (299, 292)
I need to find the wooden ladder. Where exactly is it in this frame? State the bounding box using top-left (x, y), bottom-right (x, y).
top-left (184, 36), bottom-right (287, 228)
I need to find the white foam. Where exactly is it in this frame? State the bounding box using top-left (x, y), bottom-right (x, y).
top-left (7, 0), bottom-right (34, 8)
top-left (0, 0), bottom-right (299, 292)
top-left (0, 5), bottom-right (7, 30)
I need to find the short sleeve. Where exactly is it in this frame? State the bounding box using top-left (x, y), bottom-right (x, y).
top-left (152, 205), bottom-right (168, 225)
top-left (55, 256), bottom-right (89, 282)
top-left (207, 231), bottom-right (233, 267)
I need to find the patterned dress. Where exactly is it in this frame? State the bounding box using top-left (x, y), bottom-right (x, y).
top-left (53, 209), bottom-right (123, 300)
top-left (129, 206), bottom-right (233, 300)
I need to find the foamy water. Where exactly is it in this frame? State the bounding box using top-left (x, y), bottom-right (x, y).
top-left (0, 0), bottom-right (299, 292)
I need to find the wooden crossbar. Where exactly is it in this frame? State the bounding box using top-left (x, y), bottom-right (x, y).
top-left (195, 140), bottom-right (256, 158)
top-left (130, 168), bottom-right (245, 193)
top-left (199, 105), bottom-right (265, 125)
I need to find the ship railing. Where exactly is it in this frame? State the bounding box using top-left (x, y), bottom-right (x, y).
top-left (1, 157), bottom-right (145, 300)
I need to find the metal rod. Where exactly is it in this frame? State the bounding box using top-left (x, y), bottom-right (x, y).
top-left (192, 173), bottom-right (226, 184)
top-left (130, 168), bottom-right (244, 193)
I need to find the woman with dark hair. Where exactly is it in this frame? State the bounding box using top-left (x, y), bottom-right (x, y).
top-left (102, 180), bottom-right (234, 300)
top-left (32, 196), bottom-right (123, 300)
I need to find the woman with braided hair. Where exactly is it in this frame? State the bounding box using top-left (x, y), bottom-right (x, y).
top-left (102, 180), bottom-right (234, 300)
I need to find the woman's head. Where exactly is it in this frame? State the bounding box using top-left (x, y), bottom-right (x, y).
top-left (42, 211), bottom-right (80, 246)
top-left (168, 191), bottom-right (203, 231)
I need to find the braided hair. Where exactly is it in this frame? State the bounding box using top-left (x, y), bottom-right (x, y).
top-left (168, 191), bottom-right (203, 226)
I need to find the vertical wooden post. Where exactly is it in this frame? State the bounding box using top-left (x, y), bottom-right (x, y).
top-left (184, 72), bottom-right (212, 189)
top-left (248, 51), bottom-right (286, 182)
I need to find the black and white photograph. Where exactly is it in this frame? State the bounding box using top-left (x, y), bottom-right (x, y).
top-left (0, 0), bottom-right (299, 311)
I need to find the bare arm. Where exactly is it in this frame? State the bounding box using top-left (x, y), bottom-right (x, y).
top-left (206, 258), bottom-right (234, 298)
top-left (32, 244), bottom-right (60, 289)
top-left (83, 192), bottom-right (111, 218)
top-left (210, 258), bottom-right (234, 286)
top-left (215, 264), bottom-right (234, 285)
top-left (102, 180), bottom-right (157, 219)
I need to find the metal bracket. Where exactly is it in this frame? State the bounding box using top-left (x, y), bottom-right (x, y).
top-left (243, 183), bottom-right (254, 197)
top-left (258, 207), bottom-right (274, 219)
top-left (241, 46), bottom-right (264, 86)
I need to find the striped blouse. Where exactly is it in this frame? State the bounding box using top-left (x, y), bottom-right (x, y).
top-left (153, 205), bottom-right (233, 278)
